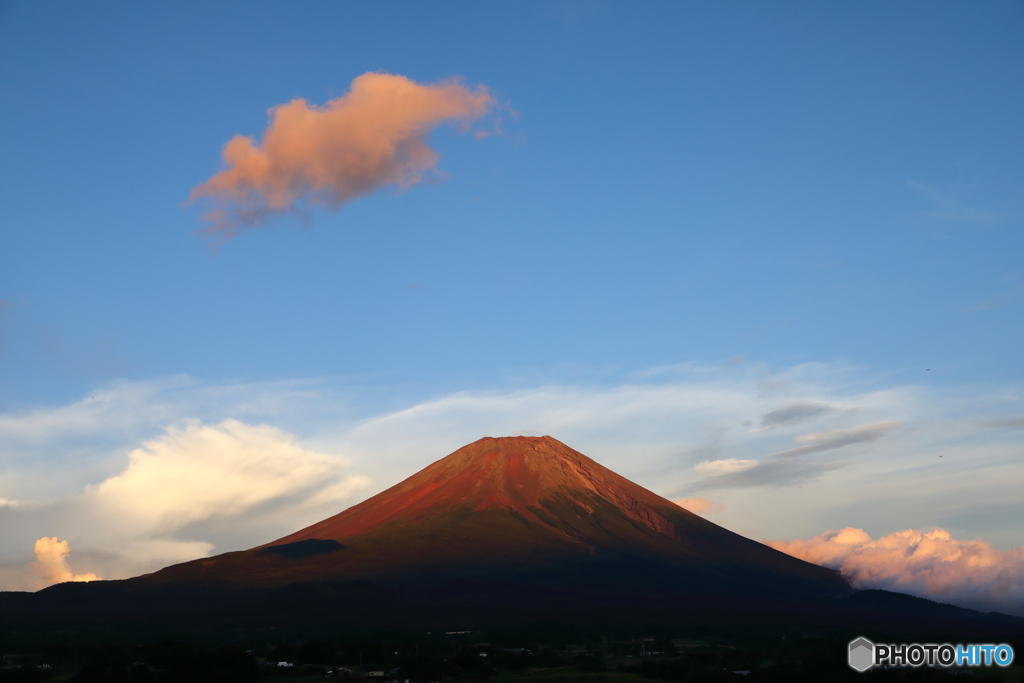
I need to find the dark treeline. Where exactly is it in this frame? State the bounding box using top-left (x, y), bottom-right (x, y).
top-left (0, 642), bottom-right (258, 683)
top-left (2, 628), bottom-right (1021, 683)
top-left (0, 633), bottom-right (572, 683)
top-left (617, 643), bottom-right (1023, 682)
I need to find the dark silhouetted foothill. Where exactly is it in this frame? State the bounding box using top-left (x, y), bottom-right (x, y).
top-left (258, 539), bottom-right (346, 559)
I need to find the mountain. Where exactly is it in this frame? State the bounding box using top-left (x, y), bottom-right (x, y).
top-left (138, 435), bottom-right (849, 601)
top-left (3, 436), bottom-right (1021, 635)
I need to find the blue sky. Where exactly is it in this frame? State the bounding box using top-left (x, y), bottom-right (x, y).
top-left (1, 2), bottom-right (1023, 611)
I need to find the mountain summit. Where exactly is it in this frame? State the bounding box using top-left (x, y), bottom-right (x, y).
top-left (272, 435), bottom-right (683, 546)
top-left (270, 434), bottom-right (715, 555)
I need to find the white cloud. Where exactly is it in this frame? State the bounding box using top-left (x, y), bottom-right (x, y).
top-left (768, 528), bottom-right (1024, 616)
top-left (0, 419), bottom-right (369, 588)
top-left (88, 419), bottom-right (368, 534)
top-left (694, 459), bottom-right (759, 476)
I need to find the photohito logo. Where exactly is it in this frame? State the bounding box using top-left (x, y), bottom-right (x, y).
top-left (848, 637), bottom-right (1014, 672)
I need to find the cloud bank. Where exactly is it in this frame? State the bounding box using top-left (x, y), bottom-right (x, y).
top-left (88, 419), bottom-right (368, 534)
top-left (769, 528), bottom-right (1024, 616)
top-left (0, 419), bottom-right (369, 589)
top-left (31, 537), bottom-right (100, 587)
top-left (190, 72), bottom-right (496, 236)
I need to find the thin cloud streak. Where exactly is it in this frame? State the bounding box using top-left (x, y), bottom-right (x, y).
top-left (906, 180), bottom-right (1000, 224)
top-left (688, 458), bottom-right (847, 492)
top-left (693, 459), bottom-right (758, 476)
top-left (769, 421), bottom-right (899, 459)
top-left (978, 415), bottom-right (1024, 430)
top-left (190, 72), bottom-right (496, 237)
top-left (752, 402), bottom-right (835, 431)
top-left (685, 421), bottom-right (900, 492)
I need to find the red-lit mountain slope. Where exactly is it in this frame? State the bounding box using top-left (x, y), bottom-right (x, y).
top-left (273, 434), bottom-right (687, 545)
top-left (142, 436), bottom-right (848, 599)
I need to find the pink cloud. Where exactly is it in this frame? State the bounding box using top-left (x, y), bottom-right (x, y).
top-left (674, 497), bottom-right (724, 515)
top-left (768, 528), bottom-right (1024, 616)
top-left (190, 72), bottom-right (496, 237)
top-left (31, 537), bottom-right (100, 588)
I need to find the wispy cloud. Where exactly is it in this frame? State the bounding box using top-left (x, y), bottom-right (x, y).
top-left (769, 421), bottom-right (899, 459)
top-left (685, 421), bottom-right (900, 492)
top-left (190, 72), bottom-right (497, 237)
top-left (769, 528), bottom-right (1024, 616)
top-left (693, 459), bottom-right (758, 476)
top-left (687, 458), bottom-right (848, 492)
top-left (907, 180), bottom-right (999, 224)
top-left (978, 415), bottom-right (1024, 430)
top-left (0, 298), bottom-right (15, 354)
top-left (752, 402), bottom-right (835, 431)
top-left (969, 283), bottom-right (1024, 313)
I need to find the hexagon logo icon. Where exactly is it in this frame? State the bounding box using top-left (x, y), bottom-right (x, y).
top-left (848, 637), bottom-right (874, 672)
